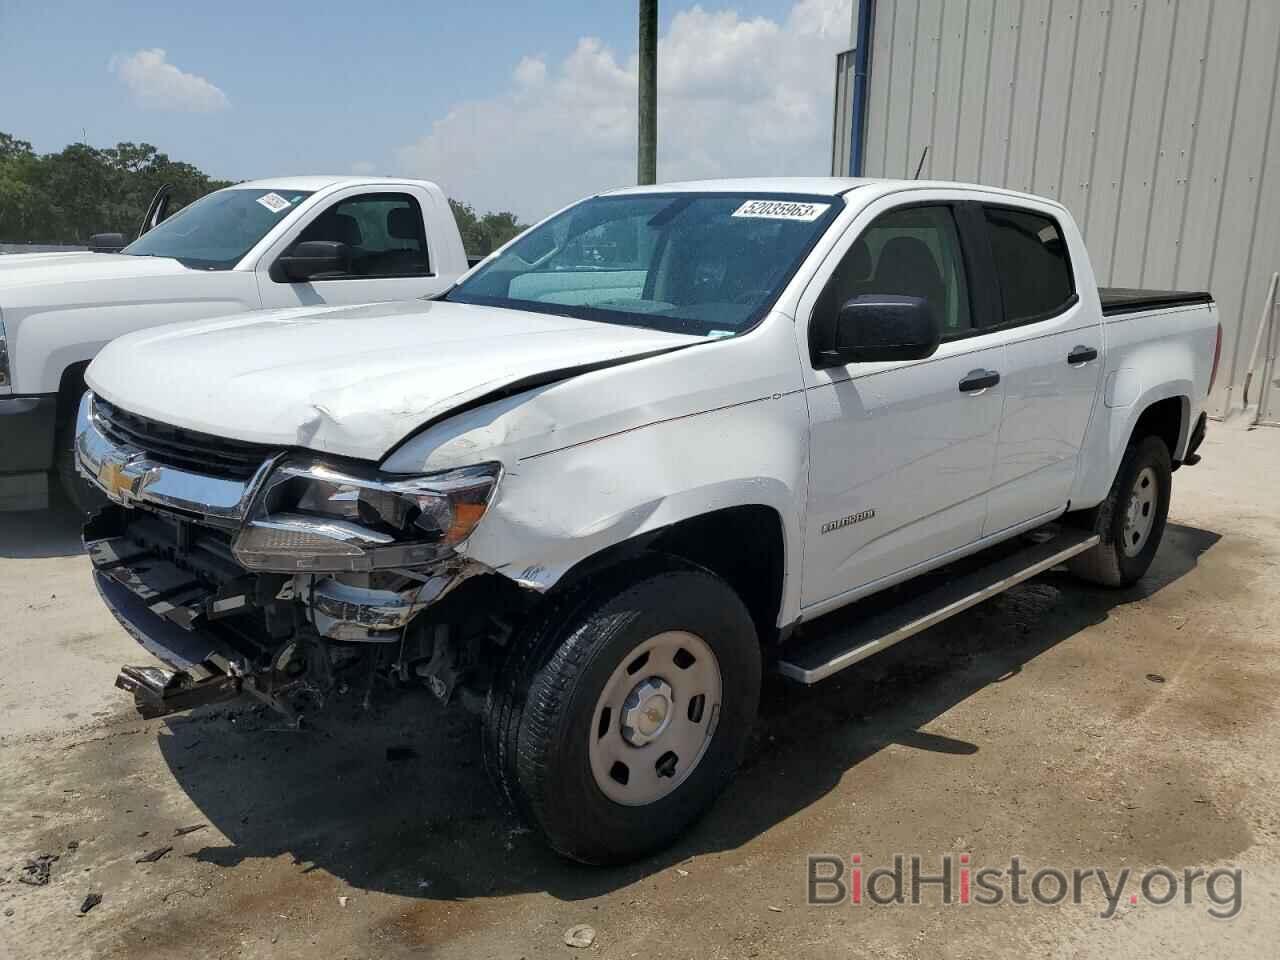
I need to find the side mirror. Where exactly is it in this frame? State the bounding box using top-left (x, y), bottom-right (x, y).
top-left (89, 232), bottom-right (127, 253)
top-left (273, 241), bottom-right (350, 282)
top-left (816, 294), bottom-right (942, 367)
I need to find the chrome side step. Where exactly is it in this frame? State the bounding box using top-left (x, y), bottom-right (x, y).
top-left (776, 529), bottom-right (1100, 685)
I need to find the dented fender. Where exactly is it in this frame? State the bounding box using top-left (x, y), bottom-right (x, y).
top-left (381, 313), bottom-right (813, 626)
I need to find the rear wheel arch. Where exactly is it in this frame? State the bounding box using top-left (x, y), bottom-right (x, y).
top-left (1129, 394), bottom-right (1189, 463)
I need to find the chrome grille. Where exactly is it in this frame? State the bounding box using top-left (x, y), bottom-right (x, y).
top-left (94, 398), bottom-right (274, 481)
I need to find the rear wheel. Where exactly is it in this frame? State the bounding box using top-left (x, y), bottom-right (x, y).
top-left (1068, 434), bottom-right (1171, 587)
top-left (483, 556), bottom-right (761, 864)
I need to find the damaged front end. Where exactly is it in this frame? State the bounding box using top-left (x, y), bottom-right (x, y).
top-left (76, 392), bottom-right (523, 722)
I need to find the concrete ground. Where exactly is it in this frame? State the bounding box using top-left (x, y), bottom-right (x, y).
top-left (2, 419), bottom-right (1279, 959)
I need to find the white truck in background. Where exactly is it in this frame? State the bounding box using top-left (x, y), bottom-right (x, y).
top-left (75, 178), bottom-right (1218, 864)
top-left (0, 176), bottom-right (475, 511)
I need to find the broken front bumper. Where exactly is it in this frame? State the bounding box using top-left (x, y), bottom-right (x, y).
top-left (87, 507), bottom-right (270, 717)
top-left (77, 392), bottom-right (478, 719)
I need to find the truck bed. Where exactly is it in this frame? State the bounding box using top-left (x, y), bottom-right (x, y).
top-left (1098, 287), bottom-right (1213, 317)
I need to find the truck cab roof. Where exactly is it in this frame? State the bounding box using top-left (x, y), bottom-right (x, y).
top-left (603, 176), bottom-right (1068, 211)
top-left (230, 175), bottom-right (442, 194)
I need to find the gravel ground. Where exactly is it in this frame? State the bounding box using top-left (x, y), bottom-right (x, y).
top-left (2, 418), bottom-right (1278, 959)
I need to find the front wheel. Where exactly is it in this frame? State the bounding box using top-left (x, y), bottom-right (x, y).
top-left (484, 557), bottom-right (761, 864)
top-left (1068, 434), bottom-right (1172, 587)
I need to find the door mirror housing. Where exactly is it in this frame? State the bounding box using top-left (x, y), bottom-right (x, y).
top-left (274, 240), bottom-right (350, 282)
top-left (89, 232), bottom-right (127, 253)
top-left (816, 294), bottom-right (943, 367)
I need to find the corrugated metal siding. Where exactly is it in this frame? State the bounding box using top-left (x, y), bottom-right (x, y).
top-left (855, 0), bottom-right (1280, 418)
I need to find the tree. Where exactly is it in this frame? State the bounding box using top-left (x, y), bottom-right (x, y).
top-left (449, 199), bottom-right (526, 257)
top-left (0, 134), bottom-right (38, 239)
top-left (1, 131), bottom-right (523, 251)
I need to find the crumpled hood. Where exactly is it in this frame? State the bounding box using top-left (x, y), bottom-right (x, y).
top-left (86, 299), bottom-right (703, 462)
top-left (0, 251), bottom-right (187, 292)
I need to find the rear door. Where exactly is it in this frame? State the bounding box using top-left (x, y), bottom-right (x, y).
top-left (977, 203), bottom-right (1103, 534)
top-left (255, 186), bottom-right (455, 308)
top-left (797, 197), bottom-right (1006, 609)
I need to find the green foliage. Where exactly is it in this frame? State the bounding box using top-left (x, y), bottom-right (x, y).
top-left (1, 131), bottom-right (527, 252)
top-left (449, 199), bottom-right (526, 257)
top-left (0, 133), bottom-right (233, 243)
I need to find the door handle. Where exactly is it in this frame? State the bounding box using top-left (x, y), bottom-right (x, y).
top-left (1068, 345), bottom-right (1098, 365)
top-left (958, 369), bottom-right (1000, 393)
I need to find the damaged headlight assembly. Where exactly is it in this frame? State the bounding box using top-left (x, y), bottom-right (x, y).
top-left (231, 460), bottom-right (501, 573)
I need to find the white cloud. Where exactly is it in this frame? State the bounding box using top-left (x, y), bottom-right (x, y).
top-left (395, 1), bottom-right (850, 220)
top-left (110, 49), bottom-right (230, 112)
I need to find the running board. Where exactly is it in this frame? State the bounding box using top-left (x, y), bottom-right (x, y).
top-left (776, 529), bottom-right (1100, 684)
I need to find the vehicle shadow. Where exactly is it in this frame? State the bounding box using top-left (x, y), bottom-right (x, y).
top-left (0, 490), bottom-right (85, 558)
top-left (157, 522), bottom-right (1221, 903)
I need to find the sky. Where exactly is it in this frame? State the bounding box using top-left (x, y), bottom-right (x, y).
top-left (0, 0), bottom-right (853, 221)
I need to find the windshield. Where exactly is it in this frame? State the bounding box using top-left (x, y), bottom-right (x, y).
top-left (123, 188), bottom-right (314, 269)
top-left (445, 192), bottom-right (842, 336)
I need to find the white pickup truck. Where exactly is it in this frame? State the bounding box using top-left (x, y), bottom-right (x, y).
top-left (0, 176), bottom-right (473, 512)
top-left (75, 177), bottom-right (1218, 864)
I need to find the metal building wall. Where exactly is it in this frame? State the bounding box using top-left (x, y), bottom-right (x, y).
top-left (842, 0), bottom-right (1280, 419)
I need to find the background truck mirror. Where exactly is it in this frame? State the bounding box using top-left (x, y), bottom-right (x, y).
top-left (273, 240), bottom-right (351, 282)
top-left (88, 232), bottom-right (127, 253)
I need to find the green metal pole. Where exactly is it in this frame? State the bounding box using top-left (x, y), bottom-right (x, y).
top-left (638, 0), bottom-right (657, 185)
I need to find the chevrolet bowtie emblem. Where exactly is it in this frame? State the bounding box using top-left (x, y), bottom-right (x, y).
top-left (97, 454), bottom-right (153, 505)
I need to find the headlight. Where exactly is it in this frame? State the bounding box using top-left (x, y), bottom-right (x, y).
top-left (232, 459), bottom-right (501, 572)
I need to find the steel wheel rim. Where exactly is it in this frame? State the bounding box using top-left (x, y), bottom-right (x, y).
top-left (588, 630), bottom-right (722, 807)
top-left (1122, 466), bottom-right (1159, 557)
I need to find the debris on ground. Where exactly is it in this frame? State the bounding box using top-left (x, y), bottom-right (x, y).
top-left (767, 905), bottom-right (783, 913)
top-left (66, 840), bottom-right (79, 851)
top-left (338, 896), bottom-right (350, 907)
top-left (173, 824), bottom-right (207, 837)
top-left (385, 746), bottom-right (418, 763)
top-left (135, 846), bottom-right (173, 864)
top-left (78, 893), bottom-right (102, 915)
top-left (18, 854), bottom-right (59, 886)
top-left (564, 924), bottom-right (596, 948)
top-left (676, 868), bottom-right (689, 877)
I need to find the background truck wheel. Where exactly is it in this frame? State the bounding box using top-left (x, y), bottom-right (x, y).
top-left (56, 415), bottom-right (106, 515)
top-left (482, 555), bottom-right (761, 865)
top-left (1068, 434), bottom-right (1172, 588)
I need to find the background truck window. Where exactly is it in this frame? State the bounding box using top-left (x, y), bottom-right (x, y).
top-left (296, 192), bottom-right (432, 277)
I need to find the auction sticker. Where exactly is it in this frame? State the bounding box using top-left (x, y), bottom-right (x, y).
top-left (256, 192), bottom-right (293, 214)
top-left (731, 199), bottom-right (830, 221)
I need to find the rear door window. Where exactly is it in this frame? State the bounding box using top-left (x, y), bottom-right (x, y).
top-left (982, 207), bottom-right (1075, 323)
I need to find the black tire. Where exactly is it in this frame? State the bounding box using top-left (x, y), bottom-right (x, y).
top-left (482, 554), bottom-right (761, 864)
top-left (56, 414), bottom-right (106, 515)
top-left (1068, 434), bottom-right (1172, 587)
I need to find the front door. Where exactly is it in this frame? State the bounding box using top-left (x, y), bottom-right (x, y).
top-left (256, 189), bottom-right (455, 309)
top-left (799, 201), bottom-right (1005, 609)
